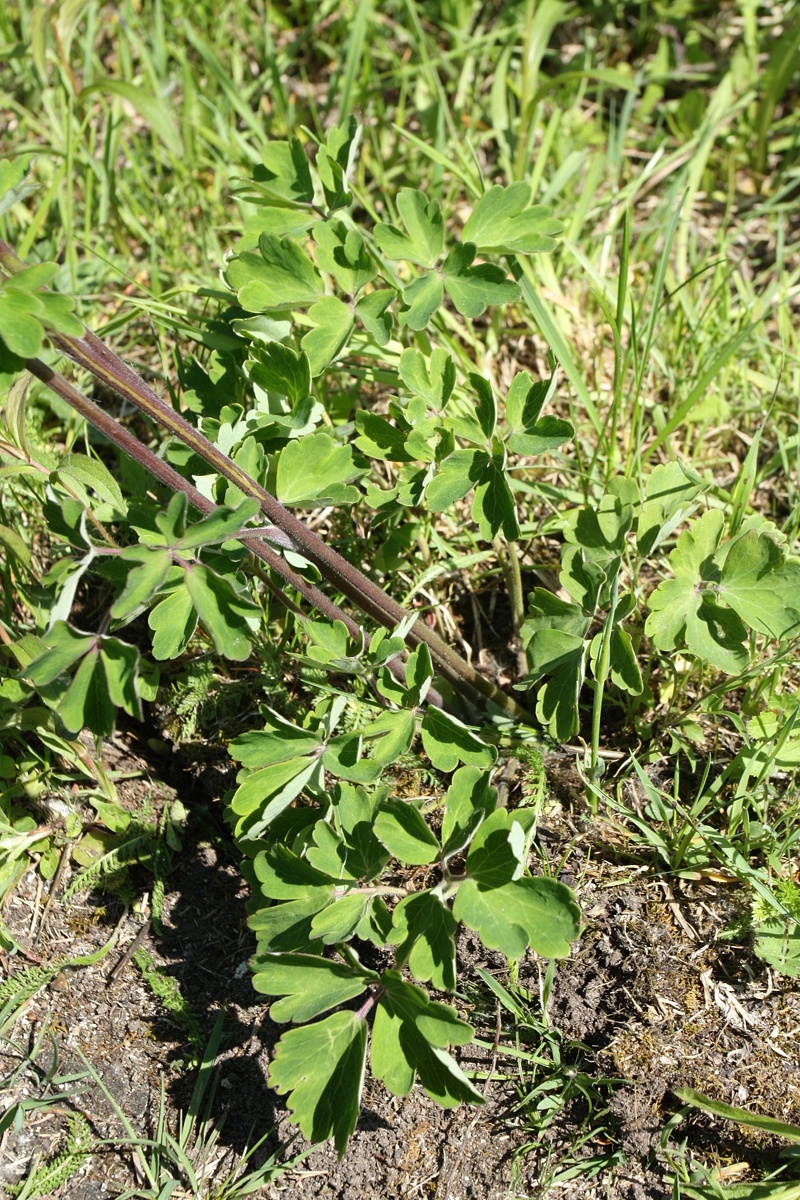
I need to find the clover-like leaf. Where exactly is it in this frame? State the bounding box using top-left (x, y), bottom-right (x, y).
top-left (248, 342), bottom-right (312, 405)
top-left (420, 707), bottom-right (497, 772)
top-left (645, 509), bottom-right (750, 674)
top-left (313, 220), bottom-right (376, 294)
top-left (441, 766), bottom-right (496, 860)
top-left (716, 529), bottom-right (800, 642)
top-left (316, 115), bottom-right (362, 211)
top-left (256, 137), bottom-right (314, 205)
top-left (400, 272), bottom-right (444, 331)
top-left (355, 288), bottom-right (393, 344)
top-left (301, 295), bottom-right (355, 375)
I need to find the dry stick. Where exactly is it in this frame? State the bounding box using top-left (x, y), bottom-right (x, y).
top-left (0, 238), bottom-right (532, 720)
top-left (23, 357), bottom-right (432, 702)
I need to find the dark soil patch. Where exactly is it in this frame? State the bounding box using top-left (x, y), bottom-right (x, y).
top-left (1, 741), bottom-right (799, 1199)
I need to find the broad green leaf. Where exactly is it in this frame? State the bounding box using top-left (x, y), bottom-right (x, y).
top-left (101, 639), bottom-right (142, 719)
top-left (230, 713), bottom-right (323, 768)
top-left (471, 457), bottom-right (519, 541)
top-left (453, 875), bottom-right (581, 959)
top-left (183, 564), bottom-right (259, 661)
top-left (716, 530), bottom-right (800, 641)
top-left (57, 647), bottom-right (114, 735)
top-left (248, 343), bottom-right (312, 404)
top-left (638, 460), bottom-right (704, 555)
top-left (441, 767), bottom-right (496, 859)
top-left (0, 287), bottom-right (45, 357)
top-left (507, 416), bottom-right (574, 456)
top-left (52, 453), bottom-right (126, 513)
top-left (257, 137), bottom-right (314, 204)
top-left (374, 798), bottom-right (440, 865)
top-left (442, 244), bottom-right (520, 316)
top-left (276, 432), bottom-right (363, 505)
top-left (464, 809), bottom-right (525, 887)
top-left (388, 892), bottom-right (457, 991)
top-left (301, 295), bottom-right (354, 374)
top-left (177, 498), bottom-right (260, 551)
top-left (310, 893), bottom-right (369, 944)
top-left (269, 1010), bottom-right (367, 1155)
top-left (399, 348), bottom-right (455, 410)
top-left (23, 622), bottom-right (96, 686)
top-left (231, 757), bottom-right (323, 836)
top-left (400, 272), bottom-right (444, 331)
top-left (371, 973), bottom-right (481, 1107)
top-left (506, 371), bottom-right (554, 430)
top-left (425, 449), bottom-right (487, 511)
top-left (253, 844), bottom-right (336, 901)
top-left (252, 953), bottom-right (371, 1022)
top-left (154, 491), bottom-right (187, 544)
top-left (313, 221), bottom-right (376, 294)
top-left (111, 548), bottom-right (171, 620)
top-left (226, 235), bottom-right (323, 311)
top-left (374, 188), bottom-right (444, 266)
top-left (249, 895), bottom-right (327, 955)
top-left (36, 292), bottom-right (83, 337)
top-left (645, 510), bottom-right (750, 673)
top-left (420, 707), bottom-right (497, 772)
top-left (462, 183), bottom-right (562, 254)
top-left (149, 586), bottom-right (197, 659)
top-left (355, 288), bottom-right (393, 344)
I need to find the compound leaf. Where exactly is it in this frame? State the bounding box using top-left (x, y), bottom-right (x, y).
top-left (388, 891), bottom-right (457, 991)
top-left (453, 875), bottom-right (581, 959)
top-left (226, 234), bottom-right (323, 311)
top-left (421, 707), bottom-right (497, 772)
top-left (276, 432), bottom-right (363, 505)
top-left (374, 798), bottom-right (440, 865)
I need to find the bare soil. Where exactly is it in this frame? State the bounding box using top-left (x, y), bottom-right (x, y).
top-left (1, 738), bottom-right (799, 1200)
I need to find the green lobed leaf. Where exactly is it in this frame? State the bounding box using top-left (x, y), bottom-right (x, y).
top-left (309, 893), bottom-right (370, 944)
top-left (149, 586), bottom-right (197, 659)
top-left (453, 875), bottom-right (581, 959)
top-left (183, 564), bottom-right (259, 661)
top-left (56, 647), bottom-right (114, 735)
top-left (507, 416), bottom-right (574, 456)
top-left (399, 348), bottom-right (456, 409)
top-left (645, 509), bottom-right (749, 673)
top-left (442, 244), bottom-right (520, 317)
top-left (276, 432), bottom-right (364, 505)
top-left (248, 343), bottom-right (312, 404)
top-left (355, 288), bottom-right (393, 344)
top-left (226, 234), bottom-right (323, 311)
top-left (230, 713), bottom-right (323, 768)
top-left (388, 892), bottom-right (457, 991)
top-left (111, 548), bottom-right (172, 621)
top-left (441, 767), bottom-right (496, 860)
top-left (0, 286), bottom-right (45, 358)
top-left (313, 220), bottom-right (376, 294)
top-left (252, 953), bottom-right (372, 1022)
top-left (371, 973), bottom-right (481, 1107)
top-left (374, 188), bottom-right (444, 266)
top-left (425, 449), bottom-right (487, 511)
top-left (249, 895), bottom-right (328, 955)
top-left (374, 798), bottom-right (440, 865)
top-left (471, 456), bottom-right (519, 541)
top-left (22, 622), bottom-right (97, 686)
top-left (253, 844), bottom-right (336, 902)
top-left (400, 272), bottom-right (444, 330)
top-left (257, 137), bottom-right (314, 204)
top-left (462, 183), bottom-right (562, 254)
top-left (317, 116), bottom-right (362, 211)
top-left (420, 707), bottom-right (497, 772)
top-left (354, 411), bottom-right (414, 462)
top-left (463, 809), bottom-right (525, 887)
top-left (269, 1010), bottom-right (367, 1156)
top-left (301, 295), bottom-right (355, 375)
top-left (716, 530), bottom-right (800, 642)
